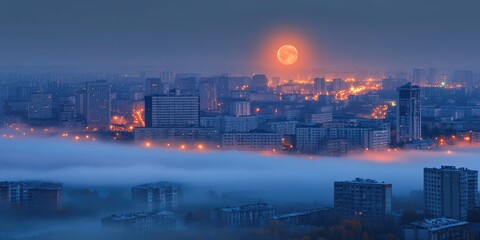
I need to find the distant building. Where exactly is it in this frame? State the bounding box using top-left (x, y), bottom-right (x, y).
top-left (382, 77), bottom-right (408, 91)
top-left (313, 78), bottom-right (327, 94)
top-left (174, 77), bottom-right (196, 96)
top-left (403, 218), bottom-right (468, 240)
top-left (102, 211), bottom-right (175, 234)
top-left (222, 116), bottom-right (258, 133)
top-left (319, 139), bottom-right (348, 157)
top-left (134, 127), bottom-right (219, 146)
top-left (132, 182), bottom-right (178, 212)
top-left (145, 95), bottom-right (199, 128)
top-left (221, 132), bottom-right (282, 151)
top-left (0, 181), bottom-right (62, 214)
top-left (412, 69), bottom-right (427, 86)
top-left (331, 78), bottom-right (345, 92)
top-left (251, 74), bottom-right (268, 92)
top-left (296, 125), bottom-right (390, 153)
top-left (305, 112), bottom-right (332, 124)
top-left (424, 166), bottom-right (478, 221)
top-left (28, 93), bottom-right (53, 119)
top-left (145, 78), bottom-right (168, 96)
top-left (266, 208), bottom-right (334, 227)
top-left (396, 82), bottom-right (421, 144)
top-left (453, 70), bottom-right (474, 86)
top-left (472, 131), bottom-right (480, 144)
top-left (86, 80), bottom-right (111, 130)
top-left (210, 203), bottom-right (275, 228)
top-left (230, 101), bottom-right (251, 116)
top-left (334, 178), bottom-right (392, 223)
top-left (198, 79), bottom-right (218, 112)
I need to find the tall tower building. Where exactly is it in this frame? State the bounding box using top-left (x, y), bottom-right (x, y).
top-left (412, 69), bottom-right (427, 86)
top-left (424, 166), bottom-right (478, 221)
top-left (145, 94), bottom-right (199, 128)
top-left (334, 178), bottom-right (392, 223)
top-left (313, 77), bottom-right (327, 94)
top-left (199, 79), bottom-right (218, 112)
top-left (86, 80), bottom-right (111, 130)
top-left (396, 82), bottom-right (421, 144)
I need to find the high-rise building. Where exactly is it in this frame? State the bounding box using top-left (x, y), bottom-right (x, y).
top-left (332, 78), bottom-right (345, 92)
top-left (334, 178), bottom-right (392, 223)
top-left (313, 77), bottom-right (327, 94)
top-left (251, 74), bottom-right (268, 92)
top-left (412, 69), bottom-right (427, 86)
top-left (198, 79), bottom-right (218, 112)
top-left (0, 181), bottom-right (62, 214)
top-left (28, 93), bottom-right (53, 119)
top-left (86, 80), bottom-right (111, 130)
top-left (132, 182), bottom-right (178, 211)
top-left (145, 78), bottom-right (168, 96)
top-left (424, 166), bottom-right (478, 221)
top-left (145, 94), bottom-right (199, 128)
top-left (427, 68), bottom-right (438, 86)
top-left (396, 82), bottom-right (421, 144)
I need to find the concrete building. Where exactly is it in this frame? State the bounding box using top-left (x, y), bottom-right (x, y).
top-left (305, 112), bottom-right (333, 124)
top-left (403, 218), bottom-right (468, 240)
top-left (334, 178), bottom-right (392, 223)
top-left (221, 132), bottom-right (282, 151)
top-left (396, 82), bottom-right (421, 144)
top-left (412, 69), bottom-right (427, 86)
top-left (210, 203), bottom-right (275, 228)
top-left (424, 166), bottom-right (478, 221)
top-left (102, 211), bottom-right (175, 234)
top-left (222, 116), bottom-right (258, 133)
top-left (266, 208), bottom-right (334, 227)
top-left (230, 100), bottom-right (251, 116)
top-left (28, 93), bottom-right (53, 119)
top-left (313, 77), bottom-right (327, 94)
top-left (295, 125), bottom-right (390, 153)
top-left (132, 182), bottom-right (178, 212)
top-left (134, 127), bottom-right (219, 146)
top-left (86, 80), bottom-right (111, 130)
top-left (251, 74), bottom-right (268, 92)
top-left (0, 181), bottom-right (62, 214)
top-left (198, 79), bottom-right (218, 112)
top-left (145, 94), bottom-right (199, 128)
top-left (145, 78), bottom-right (168, 96)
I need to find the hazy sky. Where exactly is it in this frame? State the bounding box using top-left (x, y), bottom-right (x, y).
top-left (1, 0), bottom-right (480, 73)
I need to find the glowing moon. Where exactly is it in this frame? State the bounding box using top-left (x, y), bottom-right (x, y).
top-left (277, 45), bottom-right (298, 65)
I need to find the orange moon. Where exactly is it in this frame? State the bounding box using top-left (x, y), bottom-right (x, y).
top-left (276, 45), bottom-right (298, 65)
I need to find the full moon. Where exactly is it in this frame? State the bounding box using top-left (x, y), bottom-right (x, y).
top-left (277, 45), bottom-right (298, 65)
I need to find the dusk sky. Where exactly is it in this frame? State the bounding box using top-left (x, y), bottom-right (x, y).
top-left (1, 0), bottom-right (480, 73)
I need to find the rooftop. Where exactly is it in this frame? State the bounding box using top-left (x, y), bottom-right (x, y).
top-left (410, 217), bottom-right (468, 231)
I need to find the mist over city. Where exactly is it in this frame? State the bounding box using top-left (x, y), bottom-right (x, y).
top-left (2, 0), bottom-right (480, 239)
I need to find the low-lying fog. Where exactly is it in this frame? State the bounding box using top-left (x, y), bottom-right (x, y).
top-left (1, 137), bottom-right (475, 203)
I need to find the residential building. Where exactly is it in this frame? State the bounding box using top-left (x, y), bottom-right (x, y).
top-left (424, 166), bottom-right (478, 221)
top-left (334, 178), bottom-right (392, 223)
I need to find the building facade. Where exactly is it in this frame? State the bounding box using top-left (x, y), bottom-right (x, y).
top-left (86, 80), bottom-right (111, 130)
top-left (132, 182), bottom-right (178, 212)
top-left (334, 178), bottom-right (392, 223)
top-left (424, 166), bottom-right (478, 221)
top-left (396, 82), bottom-right (421, 144)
